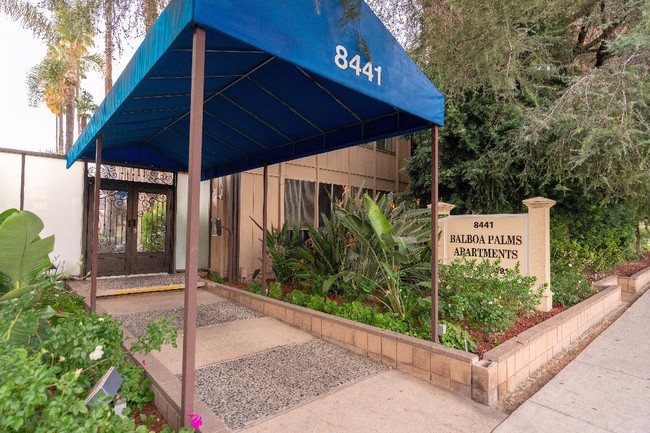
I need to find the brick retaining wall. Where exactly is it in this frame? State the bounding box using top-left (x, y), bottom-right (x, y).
top-left (205, 280), bottom-right (622, 407)
top-left (204, 282), bottom-right (478, 398)
top-left (617, 268), bottom-right (650, 294)
top-left (476, 284), bottom-right (621, 404)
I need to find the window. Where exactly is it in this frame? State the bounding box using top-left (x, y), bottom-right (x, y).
top-left (318, 183), bottom-right (345, 226)
top-left (375, 137), bottom-right (396, 153)
top-left (284, 179), bottom-right (315, 229)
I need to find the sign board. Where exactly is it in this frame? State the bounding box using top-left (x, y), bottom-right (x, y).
top-left (442, 214), bottom-right (528, 274)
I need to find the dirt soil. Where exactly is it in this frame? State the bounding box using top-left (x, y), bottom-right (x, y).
top-left (470, 306), bottom-right (567, 358)
top-left (586, 250), bottom-right (650, 282)
top-left (131, 402), bottom-right (170, 432)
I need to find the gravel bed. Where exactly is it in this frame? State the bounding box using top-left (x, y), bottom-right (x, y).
top-left (76, 274), bottom-right (188, 292)
top-left (117, 302), bottom-right (263, 337)
top-left (187, 339), bottom-right (387, 431)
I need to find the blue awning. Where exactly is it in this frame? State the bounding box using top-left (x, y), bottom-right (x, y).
top-left (67, 0), bottom-right (444, 180)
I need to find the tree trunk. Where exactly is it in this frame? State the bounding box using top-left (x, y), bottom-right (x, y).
top-left (105, 0), bottom-right (113, 94)
top-left (58, 113), bottom-right (64, 154)
top-left (65, 92), bottom-right (75, 153)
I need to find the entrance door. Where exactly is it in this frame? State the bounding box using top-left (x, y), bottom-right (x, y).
top-left (87, 179), bottom-right (174, 276)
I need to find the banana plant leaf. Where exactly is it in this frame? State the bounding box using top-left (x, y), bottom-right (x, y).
top-left (0, 209), bottom-right (55, 293)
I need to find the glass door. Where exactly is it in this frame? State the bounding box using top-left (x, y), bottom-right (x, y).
top-left (89, 180), bottom-right (173, 276)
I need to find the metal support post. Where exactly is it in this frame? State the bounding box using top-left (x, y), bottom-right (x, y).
top-left (181, 26), bottom-right (206, 426)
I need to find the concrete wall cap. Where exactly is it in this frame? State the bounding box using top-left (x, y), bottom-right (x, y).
top-left (522, 197), bottom-right (556, 208)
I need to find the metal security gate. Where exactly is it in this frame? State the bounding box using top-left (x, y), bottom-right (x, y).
top-left (85, 165), bottom-right (175, 276)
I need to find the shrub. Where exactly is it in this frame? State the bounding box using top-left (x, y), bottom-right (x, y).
top-left (245, 281), bottom-right (263, 295)
top-left (268, 281), bottom-right (282, 299)
top-left (208, 272), bottom-right (227, 284)
top-left (261, 222), bottom-right (306, 285)
top-left (440, 320), bottom-right (478, 353)
top-left (551, 264), bottom-right (594, 307)
top-left (551, 203), bottom-right (638, 274)
top-left (285, 290), bottom-right (311, 306)
top-left (438, 258), bottom-right (541, 334)
top-left (0, 208), bottom-right (192, 432)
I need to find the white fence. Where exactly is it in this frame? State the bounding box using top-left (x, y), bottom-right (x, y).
top-left (0, 148), bottom-right (209, 275)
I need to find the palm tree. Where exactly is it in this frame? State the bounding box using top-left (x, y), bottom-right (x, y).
top-left (26, 50), bottom-right (67, 154)
top-left (2, 0), bottom-right (101, 152)
top-left (76, 89), bottom-right (98, 133)
top-left (53, 2), bottom-right (103, 153)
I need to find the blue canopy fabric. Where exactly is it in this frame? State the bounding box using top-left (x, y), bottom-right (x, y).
top-left (67, 0), bottom-right (444, 180)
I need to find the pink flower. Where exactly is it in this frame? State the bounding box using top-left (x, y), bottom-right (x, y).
top-left (187, 413), bottom-right (203, 428)
top-left (142, 359), bottom-right (146, 366)
top-left (56, 309), bottom-right (64, 314)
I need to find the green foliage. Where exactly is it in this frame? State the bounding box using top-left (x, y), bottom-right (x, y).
top-left (118, 361), bottom-right (154, 409)
top-left (325, 193), bottom-right (431, 320)
top-left (0, 344), bottom-right (148, 433)
top-left (551, 202), bottom-right (638, 273)
top-left (551, 264), bottom-right (594, 308)
top-left (208, 271), bottom-right (227, 284)
top-left (130, 316), bottom-right (178, 355)
top-left (399, 0), bottom-right (648, 267)
top-left (0, 273), bottom-right (187, 430)
top-left (438, 258), bottom-right (541, 334)
top-left (0, 209), bottom-right (55, 298)
top-left (283, 290), bottom-right (428, 341)
top-left (268, 281), bottom-right (283, 300)
top-left (261, 222), bottom-right (306, 285)
top-left (245, 281), bottom-right (263, 295)
top-left (264, 192), bottom-right (431, 325)
top-left (440, 321), bottom-right (478, 353)
top-left (140, 202), bottom-right (166, 252)
top-left (0, 294), bottom-right (56, 348)
top-left (285, 290), bottom-right (311, 306)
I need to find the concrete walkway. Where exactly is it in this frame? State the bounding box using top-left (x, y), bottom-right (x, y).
top-left (493, 289), bottom-right (650, 433)
top-left (93, 287), bottom-right (506, 433)
top-left (80, 276), bottom-right (650, 433)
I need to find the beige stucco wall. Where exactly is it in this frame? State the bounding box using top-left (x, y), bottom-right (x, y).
top-left (210, 138), bottom-right (411, 280)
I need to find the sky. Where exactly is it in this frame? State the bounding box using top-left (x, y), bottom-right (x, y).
top-left (0, 15), bottom-right (139, 153)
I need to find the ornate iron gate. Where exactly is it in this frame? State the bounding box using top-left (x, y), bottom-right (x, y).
top-left (85, 165), bottom-right (175, 276)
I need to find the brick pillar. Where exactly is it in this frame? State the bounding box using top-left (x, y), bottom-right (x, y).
top-left (438, 201), bottom-right (455, 217)
top-left (523, 197), bottom-right (556, 311)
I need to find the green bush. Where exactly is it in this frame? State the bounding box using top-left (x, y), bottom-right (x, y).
top-left (261, 223), bottom-right (306, 285)
top-left (551, 264), bottom-right (594, 307)
top-left (551, 203), bottom-right (638, 274)
top-left (245, 281), bottom-right (263, 295)
top-left (268, 281), bottom-right (283, 299)
top-left (285, 290), bottom-right (311, 306)
top-left (0, 344), bottom-right (149, 433)
top-left (0, 208), bottom-right (192, 432)
top-left (208, 272), bottom-right (227, 284)
top-left (439, 258), bottom-right (541, 334)
top-left (440, 321), bottom-right (478, 353)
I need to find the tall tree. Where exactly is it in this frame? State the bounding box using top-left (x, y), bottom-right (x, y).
top-left (26, 50), bottom-right (67, 153)
top-left (52, 1), bottom-right (102, 152)
top-left (76, 89), bottom-right (97, 132)
top-left (2, 0), bottom-right (101, 152)
top-left (397, 0), bottom-right (648, 212)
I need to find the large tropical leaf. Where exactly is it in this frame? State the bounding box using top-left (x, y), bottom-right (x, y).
top-left (363, 194), bottom-right (394, 250)
top-left (0, 209), bottom-right (54, 292)
top-left (1, 303), bottom-right (56, 348)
